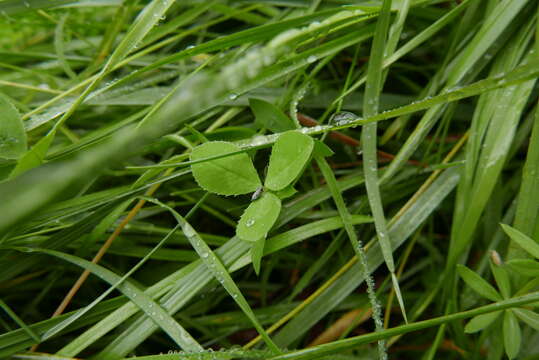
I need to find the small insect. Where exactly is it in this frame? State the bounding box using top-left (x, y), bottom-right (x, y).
top-left (490, 250), bottom-right (503, 266)
top-left (251, 186), bottom-right (263, 201)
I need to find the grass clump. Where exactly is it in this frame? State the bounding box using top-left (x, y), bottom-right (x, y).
top-left (0, 1), bottom-right (538, 359)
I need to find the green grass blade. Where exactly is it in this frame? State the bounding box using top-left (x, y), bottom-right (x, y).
top-left (361, 0), bottom-right (407, 326)
top-left (141, 200), bottom-right (281, 353)
top-left (268, 291), bottom-right (539, 360)
top-left (315, 155), bottom-right (385, 356)
top-left (0, 299), bottom-right (40, 343)
top-left (10, 247), bottom-right (202, 352)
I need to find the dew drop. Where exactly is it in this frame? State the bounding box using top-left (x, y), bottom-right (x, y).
top-left (307, 55), bottom-right (317, 63)
top-left (246, 219), bottom-right (255, 227)
top-left (330, 111), bottom-right (358, 125)
top-left (229, 93), bottom-right (238, 100)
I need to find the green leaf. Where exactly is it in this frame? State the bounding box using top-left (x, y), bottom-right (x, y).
top-left (503, 310), bottom-right (521, 359)
top-left (237, 192), bottom-right (281, 242)
top-left (501, 224), bottom-right (539, 259)
top-left (490, 258), bottom-right (511, 299)
top-left (313, 140), bottom-right (334, 158)
top-left (507, 259), bottom-right (539, 277)
top-left (0, 95), bottom-right (26, 159)
top-left (457, 265), bottom-right (502, 301)
top-left (249, 98), bottom-right (297, 133)
top-left (464, 311), bottom-right (501, 333)
top-left (513, 308), bottom-right (539, 330)
top-left (190, 141), bottom-right (261, 196)
top-left (273, 185), bottom-right (297, 200)
top-left (265, 131), bottom-right (314, 191)
top-left (360, 0), bottom-right (401, 329)
top-left (251, 237), bottom-right (265, 276)
top-left (0, 299), bottom-right (40, 343)
top-left (169, 210), bottom-right (280, 353)
top-left (10, 131), bottom-right (54, 178)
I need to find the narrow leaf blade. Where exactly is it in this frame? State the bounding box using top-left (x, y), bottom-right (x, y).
top-left (457, 265), bottom-right (502, 301)
top-left (464, 311), bottom-right (501, 333)
top-left (502, 224), bottom-right (539, 259)
top-left (513, 308), bottom-right (539, 330)
top-left (503, 310), bottom-right (521, 359)
top-left (251, 237), bottom-right (265, 275)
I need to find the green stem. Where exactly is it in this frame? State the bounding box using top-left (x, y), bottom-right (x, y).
top-left (269, 291), bottom-right (539, 360)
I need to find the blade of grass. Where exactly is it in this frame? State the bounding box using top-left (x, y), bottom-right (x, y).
top-left (268, 291), bottom-right (539, 360)
top-left (361, 0), bottom-right (407, 325)
top-left (10, 246), bottom-right (203, 352)
top-left (141, 198), bottom-right (281, 353)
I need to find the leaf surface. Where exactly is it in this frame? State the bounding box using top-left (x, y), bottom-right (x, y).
top-left (190, 141), bottom-right (260, 195)
top-left (0, 95), bottom-right (26, 160)
top-left (237, 192), bottom-right (281, 242)
top-left (464, 311), bottom-right (501, 333)
top-left (250, 98), bottom-right (296, 133)
top-left (265, 131), bottom-right (314, 191)
top-left (457, 265), bottom-right (502, 301)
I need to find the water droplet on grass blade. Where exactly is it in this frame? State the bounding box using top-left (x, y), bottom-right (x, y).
top-left (330, 111), bottom-right (358, 125)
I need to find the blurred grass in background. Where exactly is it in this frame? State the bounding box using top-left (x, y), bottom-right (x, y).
top-left (0, 0), bottom-right (538, 359)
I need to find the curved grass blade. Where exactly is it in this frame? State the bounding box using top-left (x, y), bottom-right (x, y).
top-left (273, 167), bottom-right (460, 347)
top-left (37, 224), bottom-right (181, 343)
top-left (144, 200), bottom-right (281, 354)
top-left (0, 299), bottom-right (39, 343)
top-left (63, 213), bottom-right (365, 358)
top-left (361, 0), bottom-right (407, 325)
top-left (10, 247), bottom-right (202, 352)
top-left (267, 292), bottom-right (539, 360)
top-left (315, 155), bottom-right (385, 355)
